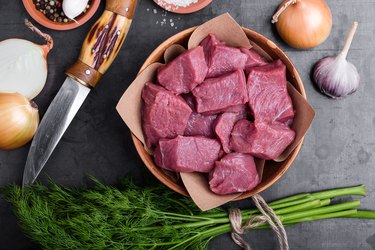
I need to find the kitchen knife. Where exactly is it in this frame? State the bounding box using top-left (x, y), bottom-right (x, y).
top-left (22, 0), bottom-right (138, 187)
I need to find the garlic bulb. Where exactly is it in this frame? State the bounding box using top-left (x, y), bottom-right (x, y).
top-left (63, 0), bottom-right (89, 21)
top-left (313, 22), bottom-right (360, 98)
top-left (0, 92), bottom-right (39, 150)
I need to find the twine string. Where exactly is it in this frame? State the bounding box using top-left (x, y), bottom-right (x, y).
top-left (229, 194), bottom-right (289, 250)
top-left (255, 194), bottom-right (289, 250)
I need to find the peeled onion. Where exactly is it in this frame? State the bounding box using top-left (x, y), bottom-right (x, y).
top-left (0, 92), bottom-right (39, 150)
top-left (272, 0), bottom-right (332, 49)
top-left (0, 20), bottom-right (53, 100)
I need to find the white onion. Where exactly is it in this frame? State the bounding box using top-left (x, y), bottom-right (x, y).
top-left (0, 39), bottom-right (47, 99)
top-left (0, 20), bottom-right (53, 100)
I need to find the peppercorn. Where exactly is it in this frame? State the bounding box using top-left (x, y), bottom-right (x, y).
top-left (33, 0), bottom-right (93, 23)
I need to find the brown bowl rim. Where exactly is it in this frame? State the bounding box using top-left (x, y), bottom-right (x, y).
top-left (22, 0), bottom-right (100, 31)
top-left (131, 26), bottom-right (306, 200)
top-left (153, 0), bottom-right (212, 14)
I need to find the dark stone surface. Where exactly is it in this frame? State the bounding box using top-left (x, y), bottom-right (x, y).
top-left (1, 0), bottom-right (375, 249)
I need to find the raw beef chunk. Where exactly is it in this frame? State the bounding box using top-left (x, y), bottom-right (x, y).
top-left (182, 94), bottom-right (217, 137)
top-left (184, 112), bottom-right (217, 137)
top-left (181, 93), bottom-right (217, 138)
top-left (157, 46), bottom-right (208, 94)
top-left (214, 107), bottom-right (247, 153)
top-left (142, 83), bottom-right (192, 148)
top-left (200, 34), bottom-right (247, 78)
top-left (209, 153), bottom-right (260, 195)
top-left (181, 93), bottom-right (196, 111)
top-left (154, 136), bottom-right (222, 173)
top-left (247, 60), bottom-right (294, 124)
top-left (230, 119), bottom-right (295, 160)
top-left (222, 104), bottom-right (248, 114)
top-left (240, 48), bottom-right (268, 73)
top-left (192, 70), bottom-right (248, 114)
top-left (200, 34), bottom-right (225, 63)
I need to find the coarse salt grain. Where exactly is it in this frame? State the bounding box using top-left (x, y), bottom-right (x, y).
top-left (149, 9), bottom-right (180, 30)
top-left (163, 0), bottom-right (199, 7)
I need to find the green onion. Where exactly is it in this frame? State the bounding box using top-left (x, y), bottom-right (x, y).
top-left (347, 210), bottom-right (375, 219)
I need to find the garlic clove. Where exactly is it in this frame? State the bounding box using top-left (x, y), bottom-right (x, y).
top-left (62, 0), bottom-right (90, 21)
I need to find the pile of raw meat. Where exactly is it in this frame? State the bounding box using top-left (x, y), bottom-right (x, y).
top-left (141, 34), bottom-right (295, 195)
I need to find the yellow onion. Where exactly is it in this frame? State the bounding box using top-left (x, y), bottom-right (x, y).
top-left (272, 0), bottom-right (332, 49)
top-left (0, 92), bottom-right (39, 150)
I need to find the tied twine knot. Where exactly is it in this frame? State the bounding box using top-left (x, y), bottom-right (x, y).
top-left (229, 194), bottom-right (289, 250)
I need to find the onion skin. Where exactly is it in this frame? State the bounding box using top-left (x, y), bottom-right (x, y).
top-left (275, 0), bottom-right (332, 49)
top-left (0, 92), bottom-right (39, 150)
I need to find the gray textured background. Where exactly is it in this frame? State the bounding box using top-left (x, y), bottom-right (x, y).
top-left (1, 0), bottom-right (375, 249)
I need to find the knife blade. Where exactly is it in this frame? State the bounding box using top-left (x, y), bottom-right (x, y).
top-left (22, 78), bottom-right (90, 186)
top-left (22, 0), bottom-right (138, 187)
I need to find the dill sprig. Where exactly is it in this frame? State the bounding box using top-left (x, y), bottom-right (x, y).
top-left (3, 180), bottom-right (375, 250)
top-left (5, 179), bottom-right (223, 250)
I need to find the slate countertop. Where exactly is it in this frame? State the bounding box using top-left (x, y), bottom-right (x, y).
top-left (1, 0), bottom-right (375, 249)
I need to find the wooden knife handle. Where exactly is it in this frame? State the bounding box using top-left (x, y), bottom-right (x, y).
top-left (65, 0), bottom-right (137, 87)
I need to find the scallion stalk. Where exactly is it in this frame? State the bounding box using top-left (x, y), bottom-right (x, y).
top-left (279, 200), bottom-right (361, 222)
top-left (269, 185), bottom-right (366, 207)
top-left (283, 209), bottom-right (358, 224)
top-left (347, 210), bottom-right (375, 219)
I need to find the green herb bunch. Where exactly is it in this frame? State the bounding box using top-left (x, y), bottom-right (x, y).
top-left (5, 180), bottom-right (223, 249)
top-left (4, 180), bottom-right (375, 250)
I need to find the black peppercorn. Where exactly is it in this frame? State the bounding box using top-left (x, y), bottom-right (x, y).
top-left (33, 0), bottom-right (93, 23)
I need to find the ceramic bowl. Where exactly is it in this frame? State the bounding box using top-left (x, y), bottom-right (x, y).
top-left (132, 27), bottom-right (306, 200)
top-left (22, 0), bottom-right (100, 31)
